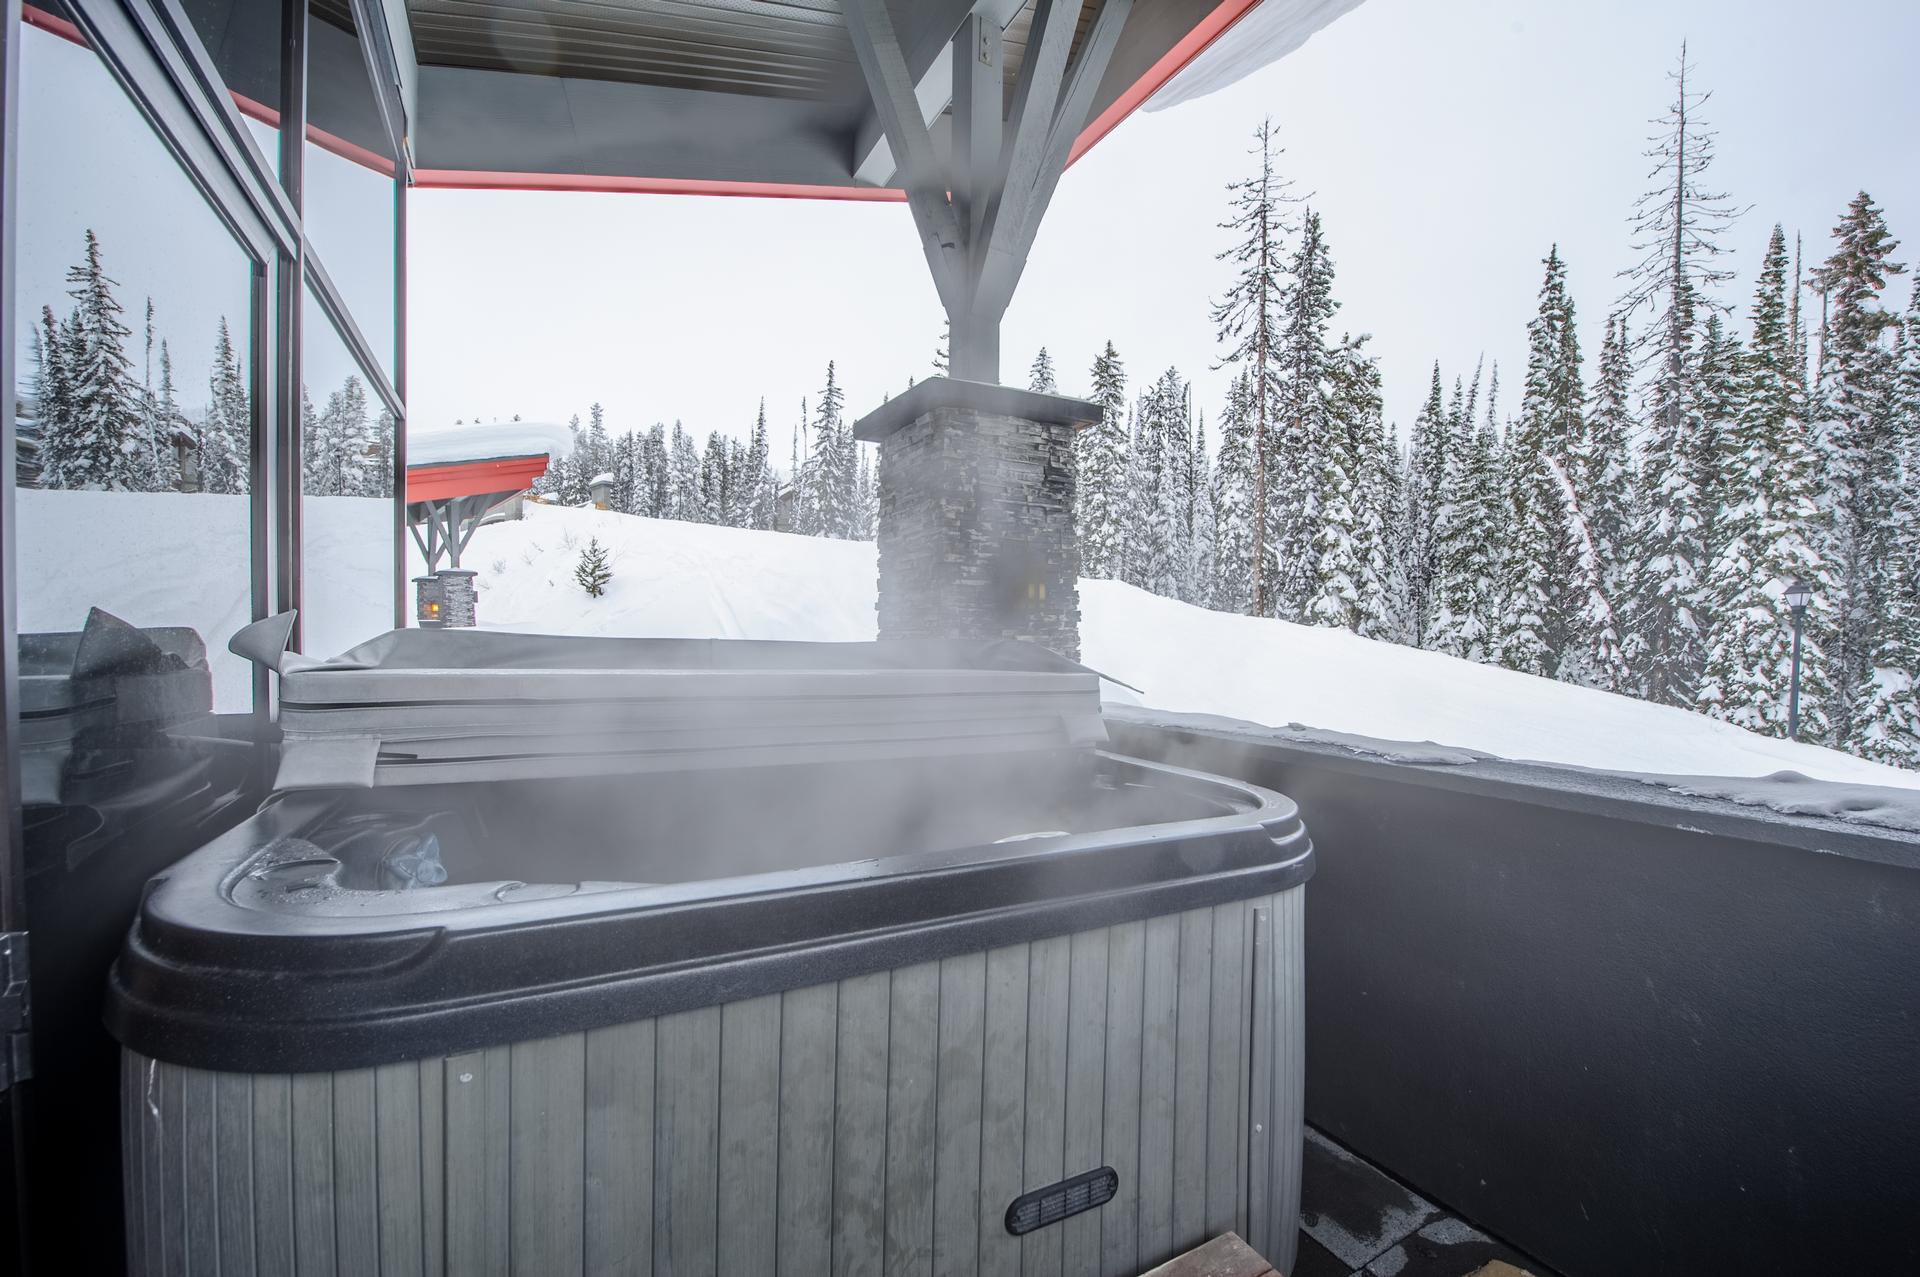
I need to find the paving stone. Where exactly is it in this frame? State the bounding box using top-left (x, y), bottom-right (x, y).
top-left (1362, 1215), bottom-right (1552, 1277)
top-left (1300, 1128), bottom-right (1440, 1271)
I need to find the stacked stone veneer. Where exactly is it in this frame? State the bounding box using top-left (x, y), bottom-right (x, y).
top-left (437, 569), bottom-right (478, 628)
top-left (865, 387), bottom-right (1089, 660)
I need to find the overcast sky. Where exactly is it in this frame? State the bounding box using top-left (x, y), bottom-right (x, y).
top-left (410, 0), bottom-right (1910, 445)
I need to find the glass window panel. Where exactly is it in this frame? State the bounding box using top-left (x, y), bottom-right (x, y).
top-left (13, 14), bottom-right (258, 714)
top-left (304, 2), bottom-right (398, 378)
top-left (177, 0), bottom-right (285, 178)
top-left (301, 284), bottom-right (397, 659)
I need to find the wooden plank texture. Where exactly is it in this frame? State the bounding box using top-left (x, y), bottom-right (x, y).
top-left (1137, 914), bottom-right (1181, 1266)
top-left (1101, 921), bottom-right (1147, 1277)
top-left (1061, 927), bottom-right (1110, 1277)
top-left (977, 943), bottom-right (1029, 1277)
top-left (289, 1071), bottom-right (336, 1276)
top-left (719, 995), bottom-right (782, 1274)
top-left (778, 983), bottom-right (838, 1277)
top-left (586, 1018), bottom-right (657, 1277)
top-left (655, 1007), bottom-right (722, 1277)
top-left (932, 953), bottom-right (986, 1277)
top-left (885, 961), bottom-right (941, 1277)
top-left (511, 1034), bottom-right (588, 1276)
top-left (833, 970), bottom-right (891, 1277)
top-left (214, 1070), bottom-right (256, 1275)
top-left (1172, 908), bottom-right (1215, 1252)
top-left (1022, 934), bottom-right (1072, 1277)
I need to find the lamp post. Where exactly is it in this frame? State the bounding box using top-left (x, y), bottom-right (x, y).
top-left (1784, 579), bottom-right (1813, 742)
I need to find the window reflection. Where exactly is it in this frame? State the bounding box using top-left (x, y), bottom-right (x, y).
top-left (176, 0), bottom-right (285, 178)
top-left (305, 2), bottom-right (399, 377)
top-left (9, 19), bottom-right (267, 1272)
top-left (13, 14), bottom-right (256, 712)
top-left (302, 285), bottom-right (398, 658)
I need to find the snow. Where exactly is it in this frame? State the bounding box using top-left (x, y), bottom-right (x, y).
top-left (439, 504), bottom-right (1919, 793)
top-left (1148, 0), bottom-right (1366, 111)
top-left (17, 489), bottom-right (403, 710)
top-left (1621, 772), bottom-right (1920, 836)
top-left (19, 488), bottom-right (253, 710)
top-left (406, 420), bottom-right (576, 468)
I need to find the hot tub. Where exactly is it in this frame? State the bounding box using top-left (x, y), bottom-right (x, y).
top-left (109, 634), bottom-right (1311, 1277)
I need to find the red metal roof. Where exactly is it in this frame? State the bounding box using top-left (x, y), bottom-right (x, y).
top-left (406, 453), bottom-right (550, 503)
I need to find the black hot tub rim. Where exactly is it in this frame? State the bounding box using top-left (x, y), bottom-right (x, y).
top-left (106, 752), bottom-right (1312, 1074)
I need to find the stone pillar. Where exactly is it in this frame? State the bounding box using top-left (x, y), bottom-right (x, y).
top-left (436, 569), bottom-right (479, 628)
top-left (852, 377), bottom-right (1099, 660)
top-left (413, 575), bottom-right (447, 628)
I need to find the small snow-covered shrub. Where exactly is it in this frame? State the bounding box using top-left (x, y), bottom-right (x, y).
top-left (575, 536), bottom-right (613, 598)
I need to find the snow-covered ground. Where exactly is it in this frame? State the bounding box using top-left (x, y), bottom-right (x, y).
top-left (19, 489), bottom-right (400, 710)
top-left (429, 503), bottom-right (1920, 791)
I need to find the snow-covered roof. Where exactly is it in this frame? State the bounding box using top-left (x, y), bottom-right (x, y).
top-left (589, 472), bottom-right (615, 487)
top-left (1148, 0), bottom-right (1366, 111)
top-left (408, 421), bottom-right (577, 468)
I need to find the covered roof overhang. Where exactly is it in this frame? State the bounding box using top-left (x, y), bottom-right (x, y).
top-left (387, 0), bottom-right (1331, 197)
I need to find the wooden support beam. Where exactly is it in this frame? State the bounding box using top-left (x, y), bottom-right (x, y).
top-left (973, 0), bottom-right (1131, 320)
top-left (972, 0), bottom-right (1082, 316)
top-left (950, 12), bottom-right (1003, 265)
top-left (843, 0), bottom-right (966, 315)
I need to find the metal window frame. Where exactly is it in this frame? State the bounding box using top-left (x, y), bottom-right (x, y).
top-left (0, 0), bottom-right (411, 1008)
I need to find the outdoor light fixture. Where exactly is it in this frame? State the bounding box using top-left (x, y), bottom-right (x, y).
top-left (1785, 579), bottom-right (1814, 741)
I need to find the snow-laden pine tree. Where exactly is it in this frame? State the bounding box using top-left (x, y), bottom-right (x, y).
top-left (1133, 368), bottom-right (1191, 599)
top-left (1617, 44), bottom-right (1744, 708)
top-left (144, 338), bottom-right (183, 493)
top-left (1690, 314), bottom-right (1744, 581)
top-left (1811, 192), bottom-right (1910, 756)
top-left (42, 230), bottom-right (140, 489)
top-left (1078, 342), bottom-right (1130, 579)
top-left (668, 421), bottom-right (703, 522)
top-left (1581, 315), bottom-right (1637, 596)
top-left (1498, 249), bottom-right (1586, 676)
top-left (1499, 246), bottom-right (1622, 685)
top-left (1304, 333), bottom-right (1380, 634)
top-left (370, 408), bottom-right (395, 498)
top-left (1855, 286), bottom-right (1920, 762)
top-left (808, 362), bottom-right (859, 539)
top-left (1210, 372), bottom-right (1257, 612)
top-left (1545, 455), bottom-right (1631, 688)
top-left (575, 536), bottom-right (613, 597)
top-left (200, 317), bottom-right (250, 495)
top-left (743, 399), bottom-right (778, 530)
top-left (699, 430), bottom-right (733, 525)
top-left (1430, 377), bottom-right (1504, 663)
top-left (1346, 353), bottom-right (1408, 643)
top-left (1270, 208), bottom-right (1339, 622)
top-left (1402, 364), bottom-right (1452, 642)
top-left (1121, 403), bottom-right (1152, 589)
top-left (1698, 225), bottom-right (1836, 739)
top-left (612, 430), bottom-right (640, 515)
top-left (1211, 118), bottom-right (1298, 617)
top-left (1190, 414), bottom-right (1217, 608)
top-left (1027, 348), bottom-right (1057, 394)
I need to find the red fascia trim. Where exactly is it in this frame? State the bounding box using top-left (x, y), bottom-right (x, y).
top-left (230, 91), bottom-right (398, 178)
top-left (413, 168), bottom-right (908, 202)
top-left (1068, 0), bottom-right (1265, 165)
top-left (23, 5), bottom-right (85, 46)
top-left (406, 454), bottom-right (551, 502)
top-left (414, 0), bottom-right (1268, 201)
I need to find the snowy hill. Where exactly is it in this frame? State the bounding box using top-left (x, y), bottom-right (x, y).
top-left (429, 503), bottom-right (1920, 791)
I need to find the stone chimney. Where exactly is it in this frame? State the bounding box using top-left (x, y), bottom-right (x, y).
top-left (852, 377), bottom-right (1099, 661)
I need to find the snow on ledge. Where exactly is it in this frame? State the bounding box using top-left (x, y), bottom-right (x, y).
top-left (408, 421), bottom-right (577, 468)
top-left (1111, 704), bottom-right (1920, 839)
top-left (1148, 0), bottom-right (1367, 111)
top-left (1622, 772), bottom-right (1920, 838)
top-left (1104, 704), bottom-right (1491, 767)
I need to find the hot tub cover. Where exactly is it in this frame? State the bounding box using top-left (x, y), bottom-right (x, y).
top-left (233, 615), bottom-right (1109, 790)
